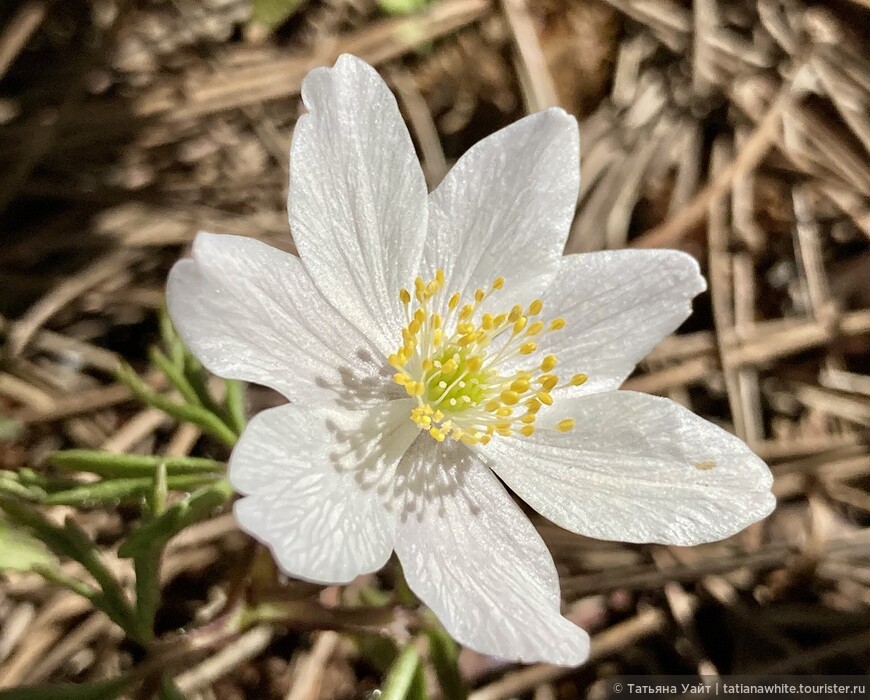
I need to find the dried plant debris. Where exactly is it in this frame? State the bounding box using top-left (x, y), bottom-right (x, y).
top-left (1, 0), bottom-right (870, 697)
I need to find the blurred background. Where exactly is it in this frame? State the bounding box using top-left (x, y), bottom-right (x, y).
top-left (1, 0), bottom-right (870, 697)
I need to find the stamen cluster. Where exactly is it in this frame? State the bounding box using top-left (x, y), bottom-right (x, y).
top-left (388, 270), bottom-right (587, 445)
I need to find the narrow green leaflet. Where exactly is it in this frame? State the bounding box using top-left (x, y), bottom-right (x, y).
top-left (42, 474), bottom-right (220, 507)
top-left (426, 625), bottom-right (468, 699)
top-left (251, 0), bottom-right (307, 30)
top-left (117, 363), bottom-right (237, 446)
top-left (0, 518), bottom-right (56, 573)
top-left (380, 645), bottom-right (428, 700)
top-left (0, 498), bottom-right (143, 642)
top-left (0, 676), bottom-right (128, 700)
top-left (48, 450), bottom-right (225, 479)
top-left (119, 479), bottom-right (233, 558)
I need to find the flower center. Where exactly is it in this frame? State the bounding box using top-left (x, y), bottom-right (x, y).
top-left (388, 270), bottom-right (587, 445)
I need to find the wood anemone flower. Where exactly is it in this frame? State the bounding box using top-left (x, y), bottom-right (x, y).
top-left (167, 54), bottom-right (774, 666)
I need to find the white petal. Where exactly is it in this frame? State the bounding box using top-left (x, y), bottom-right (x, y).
top-left (393, 436), bottom-right (589, 665)
top-left (290, 54), bottom-right (428, 355)
top-left (230, 399), bottom-right (419, 584)
top-left (483, 391), bottom-right (774, 546)
top-left (167, 233), bottom-right (394, 405)
top-left (425, 109), bottom-right (580, 308)
top-left (541, 250), bottom-right (706, 396)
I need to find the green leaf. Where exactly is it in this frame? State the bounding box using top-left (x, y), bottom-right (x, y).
top-left (224, 379), bottom-right (247, 434)
top-left (119, 479), bottom-right (233, 558)
top-left (0, 498), bottom-right (143, 642)
top-left (117, 363), bottom-right (237, 446)
top-left (48, 450), bottom-right (225, 479)
top-left (380, 645), bottom-right (427, 700)
top-left (159, 676), bottom-right (186, 700)
top-left (251, 0), bottom-right (307, 30)
top-left (0, 518), bottom-right (56, 573)
top-left (0, 416), bottom-right (22, 442)
top-left (149, 346), bottom-right (203, 407)
top-left (426, 625), bottom-right (467, 699)
top-left (377, 0), bottom-right (430, 15)
top-left (0, 676), bottom-right (128, 700)
top-left (42, 474), bottom-right (220, 507)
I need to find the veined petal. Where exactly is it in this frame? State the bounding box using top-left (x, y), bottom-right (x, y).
top-left (541, 249), bottom-right (706, 397)
top-left (483, 391), bottom-right (774, 546)
top-left (425, 109), bottom-right (580, 309)
top-left (393, 436), bottom-right (589, 666)
top-left (290, 54), bottom-right (428, 355)
top-left (230, 399), bottom-right (419, 584)
top-left (167, 233), bottom-right (395, 405)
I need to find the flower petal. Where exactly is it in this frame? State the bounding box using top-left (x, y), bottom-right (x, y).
top-left (290, 54), bottom-right (428, 354)
top-left (230, 399), bottom-right (419, 584)
top-left (425, 109), bottom-right (580, 308)
top-left (393, 436), bottom-right (589, 665)
top-left (540, 249), bottom-right (706, 396)
top-left (167, 233), bottom-right (394, 405)
top-left (483, 391), bottom-right (774, 546)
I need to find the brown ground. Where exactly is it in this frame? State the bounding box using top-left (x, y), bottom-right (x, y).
top-left (1, 0), bottom-right (870, 697)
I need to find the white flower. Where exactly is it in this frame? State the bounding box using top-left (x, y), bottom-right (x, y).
top-left (167, 54), bottom-right (774, 666)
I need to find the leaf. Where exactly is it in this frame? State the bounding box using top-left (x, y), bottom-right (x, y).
top-left (426, 625), bottom-right (468, 699)
top-left (0, 518), bottom-right (56, 573)
top-left (159, 677), bottom-right (186, 700)
top-left (377, 0), bottom-right (430, 16)
top-left (0, 677), bottom-right (128, 700)
top-left (48, 450), bottom-right (225, 479)
top-left (380, 645), bottom-right (427, 700)
top-left (119, 480), bottom-right (233, 558)
top-left (251, 0), bottom-right (307, 30)
top-left (0, 498), bottom-right (143, 642)
top-left (42, 474), bottom-right (220, 507)
top-left (117, 363), bottom-right (237, 446)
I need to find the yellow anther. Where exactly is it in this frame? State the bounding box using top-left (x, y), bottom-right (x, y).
top-left (570, 373), bottom-right (588, 386)
top-left (536, 391), bottom-right (553, 406)
top-left (526, 321), bottom-right (544, 336)
top-left (392, 271), bottom-right (588, 446)
top-left (429, 427), bottom-right (446, 442)
top-left (500, 390), bottom-right (520, 405)
top-left (510, 379), bottom-right (530, 393)
top-left (539, 374), bottom-right (559, 391)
